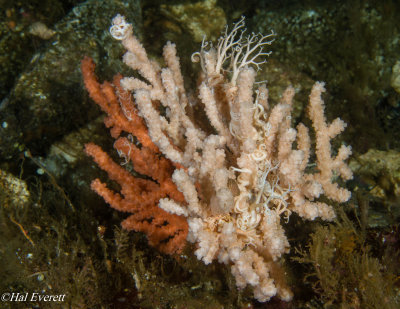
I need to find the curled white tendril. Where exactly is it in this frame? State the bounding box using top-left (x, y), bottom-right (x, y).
top-left (234, 192), bottom-right (250, 213)
top-left (236, 209), bottom-right (261, 231)
top-left (116, 135), bottom-right (134, 165)
top-left (117, 148), bottom-right (129, 165)
top-left (251, 148), bottom-right (267, 161)
top-left (191, 37), bottom-right (212, 73)
top-left (110, 14), bottom-right (131, 40)
top-left (254, 100), bottom-right (265, 119)
top-left (116, 88), bottom-right (134, 121)
top-left (263, 122), bottom-right (272, 137)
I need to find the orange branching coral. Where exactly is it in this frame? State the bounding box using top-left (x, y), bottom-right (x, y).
top-left (104, 15), bottom-right (353, 302)
top-left (81, 57), bottom-right (188, 255)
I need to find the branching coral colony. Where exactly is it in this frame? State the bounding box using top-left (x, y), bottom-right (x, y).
top-left (84, 15), bottom-right (353, 302)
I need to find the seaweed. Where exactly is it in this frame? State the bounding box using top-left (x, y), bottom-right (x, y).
top-left (292, 210), bottom-right (399, 308)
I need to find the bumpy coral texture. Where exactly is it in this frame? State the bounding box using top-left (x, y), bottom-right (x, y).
top-left (86, 14), bottom-right (353, 302)
top-left (82, 57), bottom-right (188, 255)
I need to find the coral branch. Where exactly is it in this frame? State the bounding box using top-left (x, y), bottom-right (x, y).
top-left (82, 57), bottom-right (188, 255)
top-left (83, 14), bottom-right (354, 302)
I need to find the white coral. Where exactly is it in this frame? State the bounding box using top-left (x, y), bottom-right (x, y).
top-left (111, 15), bottom-right (352, 302)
